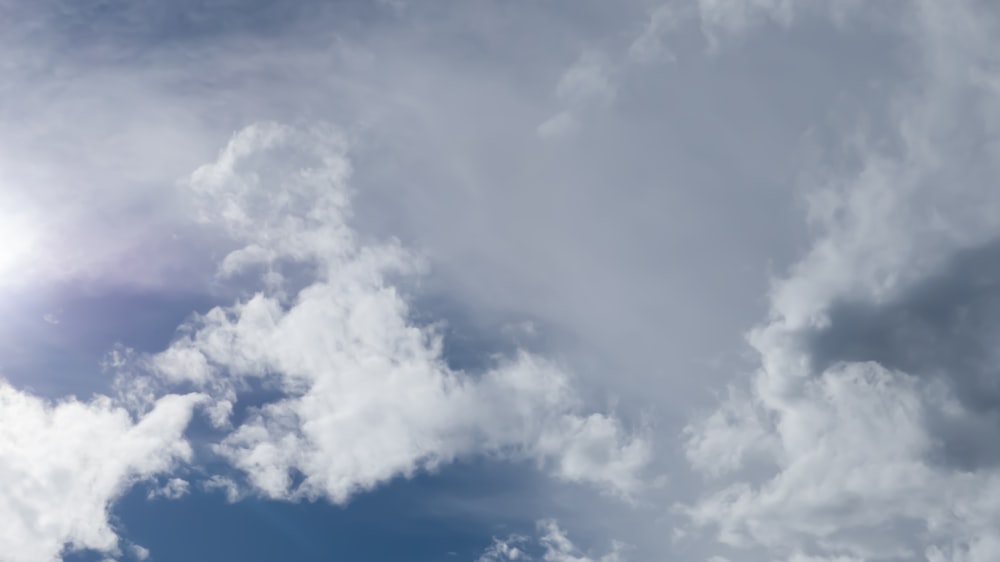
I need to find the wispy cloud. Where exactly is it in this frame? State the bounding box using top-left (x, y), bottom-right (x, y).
top-left (479, 519), bottom-right (627, 562)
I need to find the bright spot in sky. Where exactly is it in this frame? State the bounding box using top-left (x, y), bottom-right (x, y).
top-left (0, 205), bottom-right (37, 285)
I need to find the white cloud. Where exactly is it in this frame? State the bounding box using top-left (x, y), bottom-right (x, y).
top-left (682, 1), bottom-right (1000, 561)
top-left (538, 51), bottom-right (617, 138)
top-left (554, 51), bottom-right (616, 108)
top-left (148, 122), bottom-right (650, 503)
top-left (688, 0), bottom-right (870, 50)
top-left (479, 535), bottom-right (529, 562)
top-left (127, 543), bottom-right (151, 561)
top-left (0, 382), bottom-right (204, 561)
top-left (683, 387), bottom-right (777, 478)
top-left (146, 477), bottom-right (191, 500)
top-left (697, 0), bottom-right (798, 39)
top-left (202, 475), bottom-right (245, 503)
top-left (537, 111), bottom-right (579, 140)
top-left (685, 363), bottom-right (939, 556)
top-left (785, 554), bottom-right (863, 562)
top-left (538, 520), bottom-right (627, 562)
top-left (10, 2), bottom-right (978, 559)
top-left (628, 5), bottom-right (680, 64)
top-left (479, 520), bottom-right (627, 562)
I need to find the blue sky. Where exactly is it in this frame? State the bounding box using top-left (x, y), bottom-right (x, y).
top-left (4, 1), bottom-right (1000, 561)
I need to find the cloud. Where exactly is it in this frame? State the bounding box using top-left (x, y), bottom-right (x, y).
top-left (479, 535), bottom-right (530, 562)
top-left (682, 1), bottom-right (1000, 561)
top-left (127, 543), bottom-right (151, 561)
top-left (538, 50), bottom-right (616, 139)
top-left (0, 382), bottom-right (204, 561)
top-left (146, 477), bottom-right (191, 500)
top-left (554, 51), bottom-right (616, 108)
top-left (696, 0), bottom-right (798, 41)
top-left (628, 5), bottom-right (679, 64)
top-left (786, 554), bottom-right (863, 562)
top-left (202, 475), bottom-right (245, 503)
top-left (145, 122), bottom-right (650, 503)
top-left (6, 1), bottom-right (966, 559)
top-left (537, 520), bottom-right (627, 562)
top-left (623, 0), bottom-right (871, 54)
top-left (479, 520), bottom-right (627, 562)
top-left (693, 0), bottom-right (867, 48)
top-left (537, 111), bottom-right (579, 140)
top-left (803, 240), bottom-right (1000, 472)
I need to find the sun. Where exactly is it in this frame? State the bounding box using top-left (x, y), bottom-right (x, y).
top-left (0, 207), bottom-right (38, 285)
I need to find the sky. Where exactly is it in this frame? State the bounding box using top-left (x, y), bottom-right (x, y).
top-left (2, 1), bottom-right (1000, 561)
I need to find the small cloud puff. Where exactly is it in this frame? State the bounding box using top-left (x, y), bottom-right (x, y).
top-left (147, 477), bottom-right (191, 500)
top-left (479, 520), bottom-right (628, 562)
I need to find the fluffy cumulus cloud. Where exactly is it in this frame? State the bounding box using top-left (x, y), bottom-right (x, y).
top-left (0, 383), bottom-right (204, 561)
top-left (143, 122), bottom-right (650, 503)
top-left (683, 1), bottom-right (1000, 561)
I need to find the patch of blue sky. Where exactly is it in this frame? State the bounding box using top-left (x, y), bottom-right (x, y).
top-left (0, 288), bottom-right (219, 398)
top-left (65, 459), bottom-right (550, 562)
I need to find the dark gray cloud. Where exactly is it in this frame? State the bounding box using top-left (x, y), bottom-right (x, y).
top-left (808, 239), bottom-right (1000, 411)
top-left (805, 239), bottom-right (1000, 470)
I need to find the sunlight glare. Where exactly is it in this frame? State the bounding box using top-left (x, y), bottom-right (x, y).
top-left (0, 208), bottom-right (37, 285)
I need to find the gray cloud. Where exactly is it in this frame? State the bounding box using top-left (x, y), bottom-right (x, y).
top-left (808, 239), bottom-right (1000, 407)
top-left (801, 238), bottom-right (1000, 472)
top-left (479, 519), bottom-right (627, 562)
top-left (678, 0), bottom-right (1000, 561)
